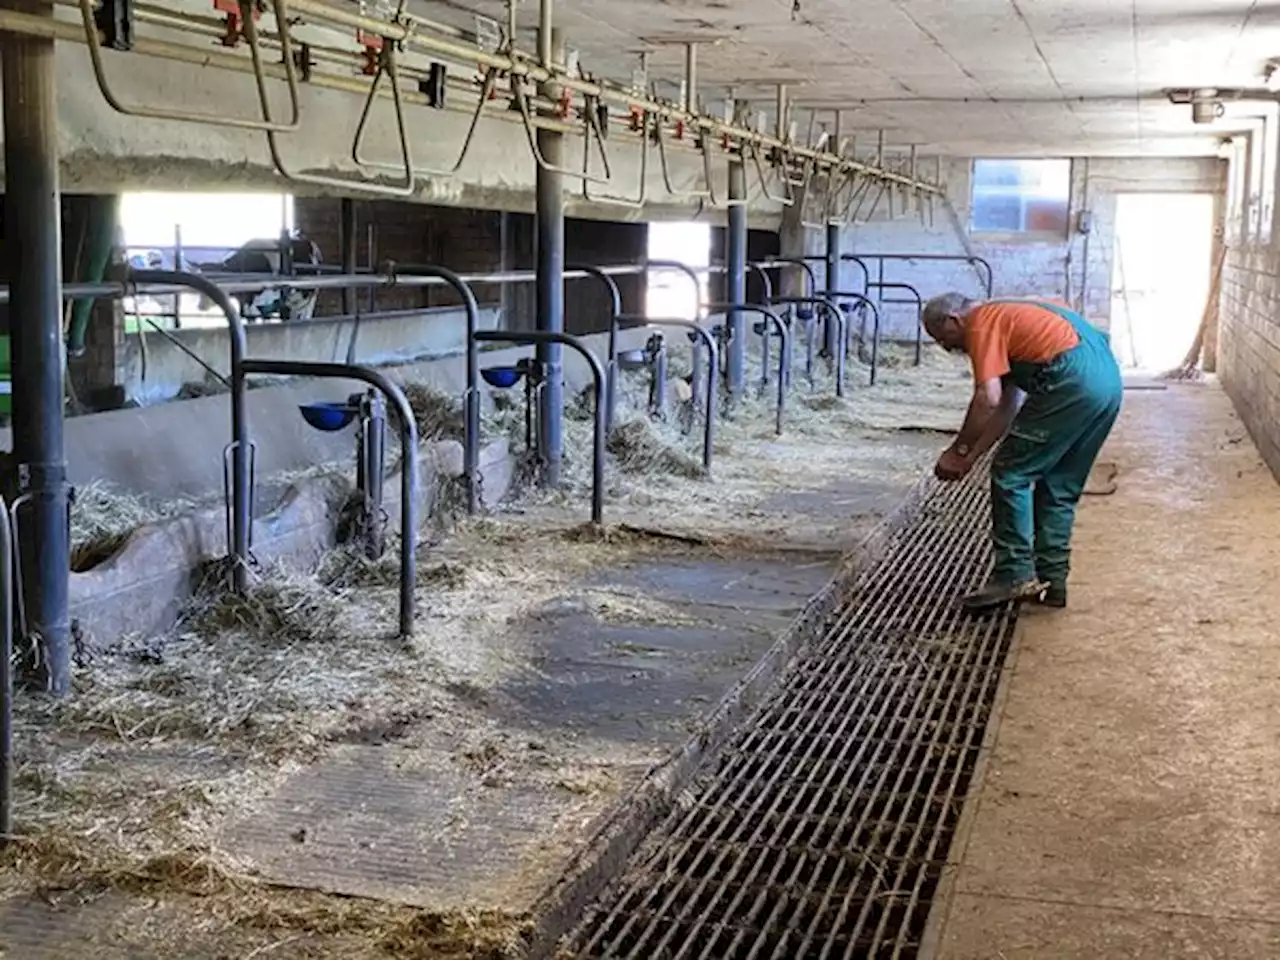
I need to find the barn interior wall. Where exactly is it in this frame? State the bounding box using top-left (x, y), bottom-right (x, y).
top-left (788, 156), bottom-right (1225, 341)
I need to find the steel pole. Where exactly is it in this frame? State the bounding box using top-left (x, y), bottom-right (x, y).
top-left (726, 159), bottom-right (748, 399)
top-left (3, 6), bottom-right (70, 695)
top-left (536, 27), bottom-right (566, 485)
top-left (825, 219), bottom-right (841, 359)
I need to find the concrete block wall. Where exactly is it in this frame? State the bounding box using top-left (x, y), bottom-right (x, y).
top-left (786, 156), bottom-right (1225, 341)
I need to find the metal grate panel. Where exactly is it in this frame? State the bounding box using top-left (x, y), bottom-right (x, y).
top-left (563, 468), bottom-right (1014, 959)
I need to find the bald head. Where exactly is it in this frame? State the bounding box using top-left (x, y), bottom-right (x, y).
top-left (923, 292), bottom-right (979, 352)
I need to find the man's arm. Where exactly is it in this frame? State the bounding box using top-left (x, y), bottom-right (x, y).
top-left (947, 376), bottom-right (1004, 458)
top-left (967, 381), bottom-right (1025, 461)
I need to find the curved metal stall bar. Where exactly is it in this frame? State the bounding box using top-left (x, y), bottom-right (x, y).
top-left (376, 264), bottom-right (484, 516)
top-left (701, 303), bottom-right (789, 435)
top-left (825, 290), bottom-right (884, 386)
top-left (770, 295), bottom-right (847, 398)
top-left (642, 260), bottom-right (704, 313)
top-left (472, 330), bottom-right (607, 526)
top-left (859, 252), bottom-right (994, 299)
top-left (0, 509), bottom-right (13, 846)
top-left (756, 257), bottom-right (818, 299)
top-left (566, 264), bottom-right (623, 433)
top-left (240, 359), bottom-right (419, 639)
top-left (76, 0), bottom-right (302, 132)
top-left (838, 254), bottom-right (873, 296)
top-left (744, 263), bottom-right (774, 305)
top-left (866, 280), bottom-right (925, 366)
top-left (618, 315), bottom-right (717, 473)
top-left (127, 270), bottom-right (254, 592)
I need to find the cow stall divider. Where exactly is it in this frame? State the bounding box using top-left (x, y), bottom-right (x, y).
top-left (472, 330), bottom-right (608, 526)
top-left (865, 280), bottom-right (925, 366)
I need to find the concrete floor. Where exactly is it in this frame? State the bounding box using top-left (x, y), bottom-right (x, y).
top-left (930, 382), bottom-right (1280, 959)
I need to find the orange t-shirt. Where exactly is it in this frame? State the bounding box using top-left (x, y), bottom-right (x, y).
top-left (963, 300), bottom-right (1080, 384)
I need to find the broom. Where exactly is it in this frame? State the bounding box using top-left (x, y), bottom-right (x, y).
top-left (1158, 243), bottom-right (1226, 381)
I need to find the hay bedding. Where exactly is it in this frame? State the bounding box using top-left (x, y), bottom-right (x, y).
top-left (7, 345), bottom-right (971, 954)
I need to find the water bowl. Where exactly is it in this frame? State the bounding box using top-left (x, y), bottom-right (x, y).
top-left (482, 365), bottom-right (523, 389)
top-left (299, 401), bottom-right (357, 432)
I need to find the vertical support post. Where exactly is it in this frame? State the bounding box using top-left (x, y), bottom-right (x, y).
top-left (536, 20), bottom-right (566, 484)
top-left (340, 198), bottom-right (358, 316)
top-left (3, 6), bottom-right (70, 696)
top-left (825, 219), bottom-right (841, 357)
top-left (726, 155), bottom-right (748, 399)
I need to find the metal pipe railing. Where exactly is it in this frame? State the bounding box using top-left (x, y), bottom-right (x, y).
top-left (826, 291), bottom-right (884, 386)
top-left (756, 257), bottom-right (819, 299)
top-left (769, 296), bottom-right (847, 398)
top-left (643, 260), bottom-right (704, 316)
top-left (567, 264), bottom-right (624, 432)
top-left (241, 359), bottom-right (418, 638)
top-left (859, 252), bottom-right (994, 299)
top-left (865, 280), bottom-right (925, 366)
top-left (473, 330), bottom-right (607, 525)
top-left (703, 302), bottom-right (789, 434)
top-left (619, 315), bottom-right (718, 473)
top-left (129, 270), bottom-right (253, 592)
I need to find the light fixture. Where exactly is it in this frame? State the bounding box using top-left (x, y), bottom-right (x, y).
top-left (1266, 61), bottom-right (1280, 93)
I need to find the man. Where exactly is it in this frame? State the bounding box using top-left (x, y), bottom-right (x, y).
top-left (922, 293), bottom-right (1123, 612)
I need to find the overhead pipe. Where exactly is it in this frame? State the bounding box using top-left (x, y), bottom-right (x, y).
top-left (473, 330), bottom-right (607, 525)
top-left (37, 0), bottom-right (946, 194)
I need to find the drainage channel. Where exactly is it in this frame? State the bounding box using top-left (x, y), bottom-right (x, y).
top-left (559, 467), bottom-right (1014, 959)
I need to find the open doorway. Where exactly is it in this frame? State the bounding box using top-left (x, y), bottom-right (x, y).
top-left (647, 221), bottom-right (710, 319)
top-left (1109, 193), bottom-right (1215, 372)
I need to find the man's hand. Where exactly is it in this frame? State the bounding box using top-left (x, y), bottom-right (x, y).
top-left (934, 447), bottom-right (972, 482)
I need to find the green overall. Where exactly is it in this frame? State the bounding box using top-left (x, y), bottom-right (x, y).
top-left (989, 301), bottom-right (1123, 587)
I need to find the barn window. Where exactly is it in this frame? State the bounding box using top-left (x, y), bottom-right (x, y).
top-left (970, 159), bottom-right (1071, 236)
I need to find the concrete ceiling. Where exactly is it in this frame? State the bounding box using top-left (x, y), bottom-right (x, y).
top-left (410, 0), bottom-right (1280, 156)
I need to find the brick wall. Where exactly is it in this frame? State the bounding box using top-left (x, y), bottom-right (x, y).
top-left (786, 157), bottom-right (1225, 341)
top-left (294, 198), bottom-right (647, 335)
top-left (1220, 246), bottom-right (1280, 473)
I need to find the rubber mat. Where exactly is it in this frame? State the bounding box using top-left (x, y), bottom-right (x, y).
top-left (561, 466), bottom-right (1015, 959)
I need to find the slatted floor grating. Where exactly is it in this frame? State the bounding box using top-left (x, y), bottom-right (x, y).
top-left (562, 468), bottom-right (1015, 960)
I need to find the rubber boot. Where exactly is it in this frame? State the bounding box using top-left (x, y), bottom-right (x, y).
top-left (961, 577), bottom-right (1047, 613)
top-left (1037, 582), bottom-right (1068, 608)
